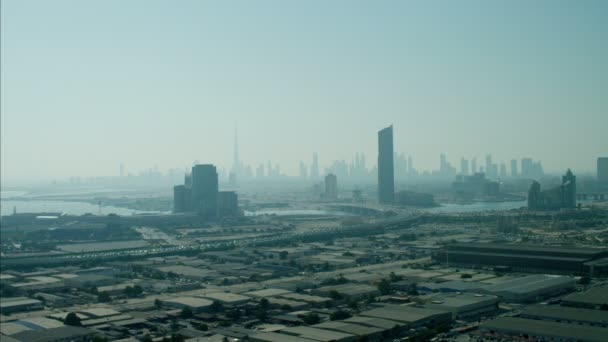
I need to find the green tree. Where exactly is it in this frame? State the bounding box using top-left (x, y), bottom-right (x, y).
top-left (210, 300), bottom-right (224, 313)
top-left (300, 312), bottom-right (321, 325)
top-left (97, 292), bottom-right (111, 303)
top-left (279, 250), bottom-right (289, 260)
top-left (65, 312), bottom-right (82, 326)
top-left (180, 307), bottom-right (193, 318)
top-left (328, 290), bottom-right (343, 300)
top-left (330, 310), bottom-right (352, 321)
top-left (578, 276), bottom-right (591, 285)
top-left (377, 278), bottom-right (393, 295)
top-left (154, 298), bottom-right (162, 309)
top-left (389, 272), bottom-right (403, 282)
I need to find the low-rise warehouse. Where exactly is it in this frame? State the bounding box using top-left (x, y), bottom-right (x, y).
top-left (250, 332), bottom-right (317, 342)
top-left (562, 286), bottom-right (608, 309)
top-left (479, 317), bottom-right (608, 342)
top-left (312, 284), bottom-right (379, 300)
top-left (478, 274), bottom-right (574, 303)
top-left (161, 296), bottom-right (213, 312)
top-left (202, 292), bottom-right (251, 305)
top-left (359, 305), bottom-right (451, 328)
top-left (279, 326), bottom-right (355, 342)
top-left (0, 297), bottom-right (43, 314)
top-left (418, 293), bottom-right (500, 319)
top-left (433, 243), bottom-right (608, 274)
top-left (520, 305), bottom-right (608, 327)
top-left (313, 321), bottom-right (383, 340)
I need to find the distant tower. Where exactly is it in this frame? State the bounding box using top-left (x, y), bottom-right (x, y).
top-left (521, 158), bottom-right (533, 178)
top-left (561, 169), bottom-right (576, 208)
top-left (510, 159), bottom-right (518, 178)
top-left (500, 163), bottom-right (507, 178)
top-left (231, 127), bottom-right (239, 184)
top-left (408, 156), bottom-right (413, 175)
top-left (378, 125), bottom-right (395, 204)
top-left (460, 158), bottom-right (469, 175)
top-left (299, 161), bottom-right (308, 179)
top-left (311, 153), bottom-right (320, 180)
top-left (324, 173), bottom-right (338, 200)
top-left (598, 157), bottom-right (608, 182)
top-left (471, 158), bottom-right (477, 174)
top-left (190, 164), bottom-right (219, 218)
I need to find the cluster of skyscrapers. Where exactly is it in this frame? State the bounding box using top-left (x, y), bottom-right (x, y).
top-left (174, 164), bottom-right (239, 218)
top-left (528, 169), bottom-right (577, 210)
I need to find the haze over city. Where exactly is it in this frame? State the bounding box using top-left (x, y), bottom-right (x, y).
top-left (1, 2), bottom-right (608, 342)
top-left (2, 0), bottom-right (607, 182)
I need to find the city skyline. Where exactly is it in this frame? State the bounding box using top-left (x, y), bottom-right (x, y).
top-left (2, 1), bottom-right (607, 182)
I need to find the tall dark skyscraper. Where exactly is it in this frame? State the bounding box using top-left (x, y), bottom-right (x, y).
top-left (510, 159), bottom-right (518, 177)
top-left (190, 164), bottom-right (219, 218)
top-left (378, 125), bottom-right (394, 204)
top-left (598, 157), bottom-right (608, 182)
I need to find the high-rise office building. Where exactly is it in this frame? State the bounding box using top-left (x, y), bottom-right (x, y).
top-left (598, 157), bottom-right (608, 182)
top-left (471, 158), bottom-right (477, 174)
top-left (562, 169), bottom-right (576, 208)
top-left (510, 159), bottom-right (518, 178)
top-left (324, 173), bottom-right (338, 200)
top-left (299, 161), bottom-right (308, 179)
top-left (311, 153), bottom-right (319, 180)
top-left (499, 163), bottom-right (507, 178)
top-left (378, 125), bottom-right (395, 204)
top-left (173, 185), bottom-right (188, 213)
top-left (190, 164), bottom-right (219, 218)
top-left (218, 191), bottom-right (239, 217)
top-left (521, 158), bottom-right (533, 178)
top-left (460, 158), bottom-right (469, 175)
top-left (407, 156), bottom-right (413, 175)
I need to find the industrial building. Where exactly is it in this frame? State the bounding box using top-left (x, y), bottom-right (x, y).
top-left (479, 317), bottom-right (608, 342)
top-left (417, 293), bottom-right (500, 320)
top-left (432, 242), bottom-right (608, 274)
top-left (478, 275), bottom-right (575, 303)
top-left (160, 296), bottom-right (213, 313)
top-left (0, 297), bottom-right (43, 314)
top-left (359, 305), bottom-right (451, 328)
top-left (562, 286), bottom-right (608, 309)
top-left (313, 321), bottom-right (383, 341)
top-left (520, 305), bottom-right (608, 327)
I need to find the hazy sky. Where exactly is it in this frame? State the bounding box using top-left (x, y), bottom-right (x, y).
top-left (1, 0), bottom-right (607, 182)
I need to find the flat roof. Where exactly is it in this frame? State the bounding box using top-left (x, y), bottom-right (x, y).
top-left (422, 293), bottom-right (499, 308)
top-left (480, 317), bottom-right (608, 342)
top-left (359, 305), bottom-right (450, 324)
top-left (482, 275), bottom-right (574, 295)
top-left (449, 243), bottom-right (608, 257)
top-left (313, 321), bottom-right (383, 336)
top-left (250, 332), bottom-right (317, 342)
top-left (244, 288), bottom-right (291, 298)
top-left (202, 292), bottom-right (251, 303)
top-left (343, 316), bottom-right (404, 329)
top-left (280, 326), bottom-right (354, 342)
top-left (562, 286), bottom-right (608, 306)
top-left (162, 297), bottom-right (213, 308)
top-left (521, 305), bottom-right (608, 325)
top-left (0, 298), bottom-right (42, 308)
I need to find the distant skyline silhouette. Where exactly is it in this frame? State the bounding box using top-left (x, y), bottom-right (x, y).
top-left (1, 1), bottom-right (607, 182)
